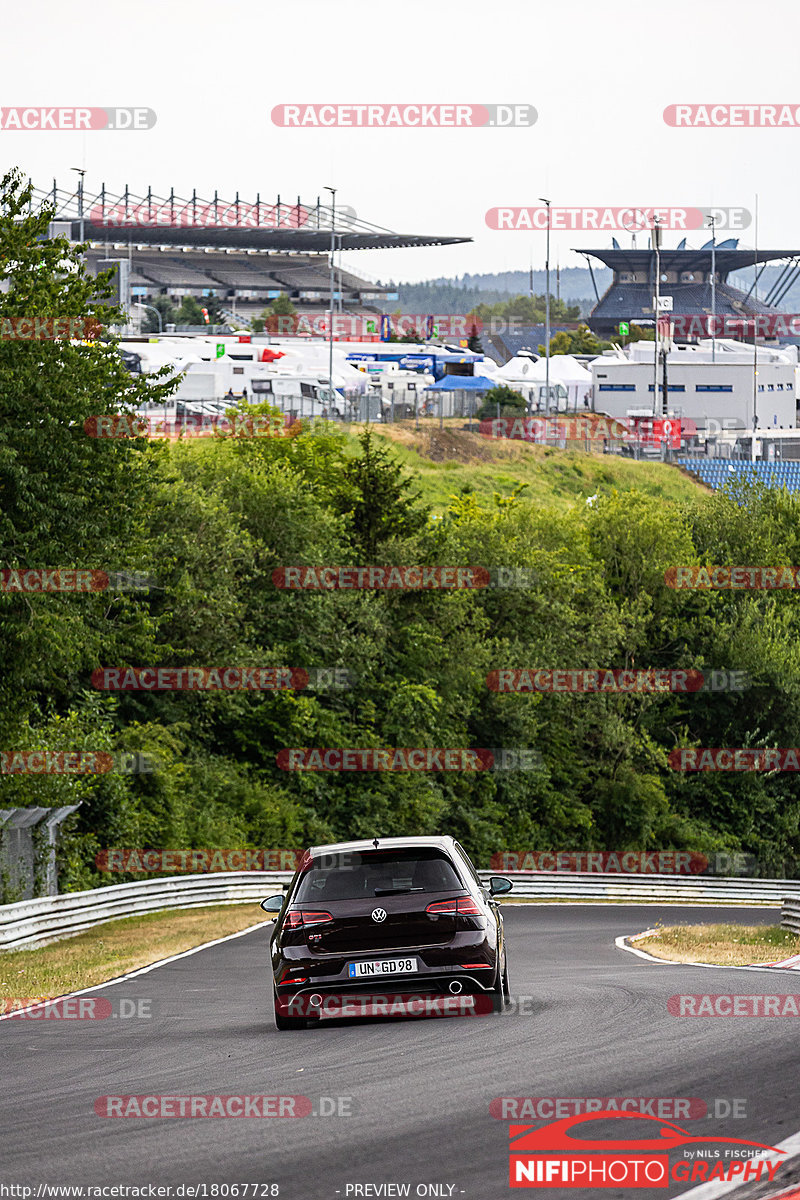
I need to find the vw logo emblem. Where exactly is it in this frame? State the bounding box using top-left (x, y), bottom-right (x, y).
top-left (371, 907), bottom-right (387, 923)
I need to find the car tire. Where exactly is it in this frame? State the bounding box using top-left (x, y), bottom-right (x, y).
top-left (273, 989), bottom-right (307, 1031)
top-left (491, 948), bottom-right (509, 1010)
top-left (501, 948), bottom-right (510, 1002)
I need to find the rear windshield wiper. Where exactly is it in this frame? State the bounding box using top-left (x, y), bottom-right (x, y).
top-left (373, 886), bottom-right (425, 896)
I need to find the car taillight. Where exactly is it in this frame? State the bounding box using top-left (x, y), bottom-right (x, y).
top-left (426, 897), bottom-right (482, 916)
top-left (284, 909), bottom-right (333, 928)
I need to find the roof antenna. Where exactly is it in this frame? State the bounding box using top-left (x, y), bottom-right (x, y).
top-left (372, 838), bottom-right (379, 848)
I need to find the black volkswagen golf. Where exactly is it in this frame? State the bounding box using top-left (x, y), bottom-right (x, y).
top-left (261, 835), bottom-right (512, 1030)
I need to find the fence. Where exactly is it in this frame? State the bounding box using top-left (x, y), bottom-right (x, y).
top-left (0, 806), bottom-right (81, 901)
top-left (3, 870), bottom-right (800, 951)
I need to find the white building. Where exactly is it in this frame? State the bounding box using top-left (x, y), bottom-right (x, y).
top-left (590, 339), bottom-right (799, 432)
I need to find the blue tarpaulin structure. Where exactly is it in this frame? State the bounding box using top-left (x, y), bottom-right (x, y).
top-left (424, 375), bottom-right (497, 391)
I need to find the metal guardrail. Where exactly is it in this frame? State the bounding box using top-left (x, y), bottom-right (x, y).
top-left (2, 870), bottom-right (800, 951)
top-left (781, 896), bottom-right (800, 935)
top-left (0, 872), bottom-right (287, 950)
top-left (494, 872), bottom-right (798, 905)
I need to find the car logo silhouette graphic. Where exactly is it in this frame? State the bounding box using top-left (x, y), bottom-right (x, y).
top-left (509, 1111), bottom-right (784, 1155)
top-left (371, 908), bottom-right (387, 923)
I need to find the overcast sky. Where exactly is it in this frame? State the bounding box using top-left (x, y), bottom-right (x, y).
top-left (4, 0), bottom-right (799, 286)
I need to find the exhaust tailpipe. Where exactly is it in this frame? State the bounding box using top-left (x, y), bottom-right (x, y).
top-left (449, 980), bottom-right (463, 994)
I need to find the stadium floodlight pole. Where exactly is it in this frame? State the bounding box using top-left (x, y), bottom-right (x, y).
top-left (652, 216), bottom-right (662, 417)
top-left (324, 186), bottom-right (337, 412)
top-left (70, 167), bottom-right (86, 244)
top-left (337, 233), bottom-right (344, 314)
top-left (539, 197), bottom-right (551, 422)
top-left (708, 213), bottom-right (716, 363)
top-left (135, 302), bottom-right (162, 333)
top-left (752, 192), bottom-right (759, 461)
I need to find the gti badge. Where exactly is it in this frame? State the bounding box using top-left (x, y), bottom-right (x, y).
top-left (371, 908), bottom-right (387, 923)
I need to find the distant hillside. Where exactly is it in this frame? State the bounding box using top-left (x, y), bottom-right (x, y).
top-left (377, 268), bottom-right (610, 316)
top-left (382, 263), bottom-right (800, 316)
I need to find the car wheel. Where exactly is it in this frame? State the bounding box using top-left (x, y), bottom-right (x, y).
top-left (491, 949), bottom-right (509, 1009)
top-left (273, 989), bottom-right (307, 1031)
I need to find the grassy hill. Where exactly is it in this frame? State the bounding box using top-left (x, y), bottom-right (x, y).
top-left (350, 420), bottom-right (707, 512)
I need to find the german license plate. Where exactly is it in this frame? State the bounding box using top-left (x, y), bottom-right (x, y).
top-left (348, 957), bottom-right (418, 978)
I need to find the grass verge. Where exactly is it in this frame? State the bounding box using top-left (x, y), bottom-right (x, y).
top-left (364, 421), bottom-right (706, 512)
top-left (0, 903), bottom-right (267, 1001)
top-left (634, 922), bottom-right (800, 966)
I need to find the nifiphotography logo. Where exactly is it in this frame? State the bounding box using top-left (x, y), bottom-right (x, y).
top-left (508, 1110), bottom-right (784, 1188)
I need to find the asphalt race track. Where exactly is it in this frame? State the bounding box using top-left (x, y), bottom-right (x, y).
top-left (3, 904), bottom-right (800, 1199)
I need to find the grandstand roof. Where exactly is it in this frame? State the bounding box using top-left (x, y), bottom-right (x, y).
top-left (575, 247), bottom-right (800, 277)
top-left (37, 182), bottom-right (469, 252)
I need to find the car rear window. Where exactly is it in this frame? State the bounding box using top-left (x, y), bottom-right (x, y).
top-left (294, 848), bottom-right (464, 902)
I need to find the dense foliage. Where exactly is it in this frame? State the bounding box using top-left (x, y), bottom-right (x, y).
top-left (3, 171), bottom-right (800, 893)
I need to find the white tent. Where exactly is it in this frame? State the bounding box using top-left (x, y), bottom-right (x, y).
top-left (496, 353), bottom-right (593, 410)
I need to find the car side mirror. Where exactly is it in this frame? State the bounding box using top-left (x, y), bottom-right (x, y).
top-left (489, 876), bottom-right (513, 896)
top-left (260, 894), bottom-right (285, 913)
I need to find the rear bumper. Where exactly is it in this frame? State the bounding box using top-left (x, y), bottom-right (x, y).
top-left (277, 968), bottom-right (497, 999)
top-left (274, 975), bottom-right (504, 1021)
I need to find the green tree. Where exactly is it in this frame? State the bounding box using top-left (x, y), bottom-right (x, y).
top-left (0, 168), bottom-right (176, 733)
top-left (269, 293), bottom-right (296, 316)
top-left (467, 323), bottom-right (484, 353)
top-left (538, 324), bottom-right (611, 356)
top-left (476, 384), bottom-right (527, 421)
top-left (176, 296), bottom-right (206, 326)
top-left (260, 293), bottom-right (297, 334)
top-left (329, 428), bottom-right (428, 558)
top-left (201, 293), bottom-right (225, 324)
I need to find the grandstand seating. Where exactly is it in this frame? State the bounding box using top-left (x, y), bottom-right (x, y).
top-left (677, 458), bottom-right (800, 492)
top-left (591, 286), bottom-right (655, 321)
top-left (270, 267), bottom-right (335, 291)
top-left (136, 257), bottom-right (218, 286)
top-left (87, 250), bottom-right (389, 305)
top-left (591, 279), bottom-right (779, 323)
